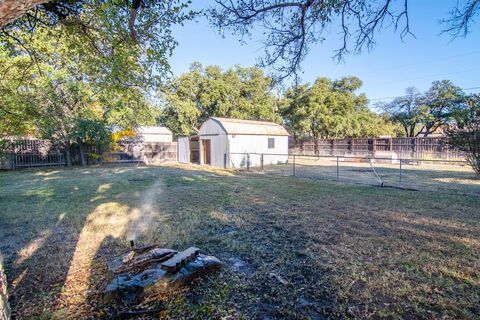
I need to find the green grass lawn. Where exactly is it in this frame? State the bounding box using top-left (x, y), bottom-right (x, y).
top-left (0, 165), bottom-right (479, 319)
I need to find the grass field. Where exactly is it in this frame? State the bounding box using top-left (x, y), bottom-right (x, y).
top-left (0, 165), bottom-right (479, 319)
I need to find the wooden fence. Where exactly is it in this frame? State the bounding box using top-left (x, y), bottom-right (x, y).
top-left (1, 139), bottom-right (177, 169)
top-left (290, 137), bottom-right (465, 159)
top-left (13, 153), bottom-right (66, 168)
top-left (115, 142), bottom-right (178, 165)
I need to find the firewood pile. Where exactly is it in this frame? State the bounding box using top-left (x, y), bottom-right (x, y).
top-left (104, 245), bottom-right (222, 305)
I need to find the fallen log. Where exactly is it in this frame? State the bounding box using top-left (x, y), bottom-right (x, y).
top-left (115, 250), bottom-right (176, 274)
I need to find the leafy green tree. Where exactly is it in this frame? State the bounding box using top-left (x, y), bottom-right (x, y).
top-left (281, 76), bottom-right (393, 153)
top-left (379, 87), bottom-right (426, 137)
top-left (352, 108), bottom-right (400, 138)
top-left (158, 98), bottom-right (200, 137)
top-left (34, 74), bottom-right (97, 166)
top-left (0, 46), bottom-right (37, 138)
top-left (0, 24), bottom-right (161, 165)
top-left (280, 84), bottom-right (310, 143)
top-left (159, 63), bottom-right (280, 135)
top-left (0, 40), bottom-right (40, 163)
top-left (422, 80), bottom-right (466, 136)
top-left (0, 0), bottom-right (192, 150)
top-left (380, 81), bottom-right (466, 137)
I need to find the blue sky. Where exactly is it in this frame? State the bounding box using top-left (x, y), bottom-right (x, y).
top-left (169, 1), bottom-right (480, 106)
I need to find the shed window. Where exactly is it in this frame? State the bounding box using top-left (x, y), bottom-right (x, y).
top-left (268, 138), bottom-right (275, 149)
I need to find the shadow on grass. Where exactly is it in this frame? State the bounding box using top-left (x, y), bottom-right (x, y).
top-left (0, 165), bottom-right (231, 318)
top-left (0, 167), bottom-right (130, 317)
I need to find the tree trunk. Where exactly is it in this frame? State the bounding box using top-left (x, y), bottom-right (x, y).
top-left (65, 140), bottom-right (72, 167)
top-left (0, 0), bottom-right (50, 27)
top-left (0, 254), bottom-right (10, 320)
top-left (402, 123), bottom-right (409, 137)
top-left (77, 137), bottom-right (87, 166)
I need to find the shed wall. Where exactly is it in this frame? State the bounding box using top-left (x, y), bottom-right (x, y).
top-left (228, 135), bottom-right (289, 168)
top-left (199, 119), bottom-right (228, 167)
top-left (200, 135), bottom-right (227, 167)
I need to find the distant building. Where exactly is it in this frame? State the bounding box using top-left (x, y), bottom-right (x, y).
top-left (136, 126), bottom-right (173, 143)
top-left (177, 117), bottom-right (290, 168)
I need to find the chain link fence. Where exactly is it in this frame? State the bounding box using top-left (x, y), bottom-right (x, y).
top-left (227, 153), bottom-right (479, 196)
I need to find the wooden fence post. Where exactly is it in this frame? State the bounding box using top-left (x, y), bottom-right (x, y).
top-left (438, 139), bottom-right (445, 159)
top-left (336, 156), bottom-right (339, 181)
top-left (412, 138), bottom-right (416, 157)
top-left (399, 159), bottom-right (403, 184)
top-left (292, 155), bottom-right (296, 176)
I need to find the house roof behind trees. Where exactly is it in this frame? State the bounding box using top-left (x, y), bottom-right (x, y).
top-left (209, 117), bottom-right (289, 136)
top-left (136, 126), bottom-right (172, 135)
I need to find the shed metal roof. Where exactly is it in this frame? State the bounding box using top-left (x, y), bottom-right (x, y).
top-left (137, 126), bottom-right (172, 135)
top-left (210, 117), bottom-right (289, 136)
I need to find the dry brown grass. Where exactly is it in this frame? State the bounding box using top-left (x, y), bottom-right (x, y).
top-left (0, 164), bottom-right (479, 319)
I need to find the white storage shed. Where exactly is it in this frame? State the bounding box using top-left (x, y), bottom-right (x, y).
top-left (136, 126), bottom-right (173, 143)
top-left (178, 117), bottom-right (289, 168)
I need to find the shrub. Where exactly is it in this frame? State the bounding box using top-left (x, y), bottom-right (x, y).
top-left (446, 95), bottom-right (480, 175)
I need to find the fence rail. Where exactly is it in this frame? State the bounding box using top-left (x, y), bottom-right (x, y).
top-left (290, 137), bottom-right (465, 159)
top-left (1, 139), bottom-right (177, 170)
top-left (102, 152), bottom-right (144, 164)
top-left (13, 153), bottom-right (66, 168)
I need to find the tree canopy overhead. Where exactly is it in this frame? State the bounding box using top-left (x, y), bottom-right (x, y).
top-left (1, 1), bottom-right (478, 82)
top-left (209, 0), bottom-right (479, 80)
top-left (1, 1), bottom-right (193, 41)
top-left (1, 0), bottom-right (194, 89)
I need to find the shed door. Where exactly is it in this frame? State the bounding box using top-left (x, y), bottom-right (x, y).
top-left (190, 137), bottom-right (199, 163)
top-left (202, 140), bottom-right (211, 165)
top-left (177, 137), bottom-right (190, 163)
